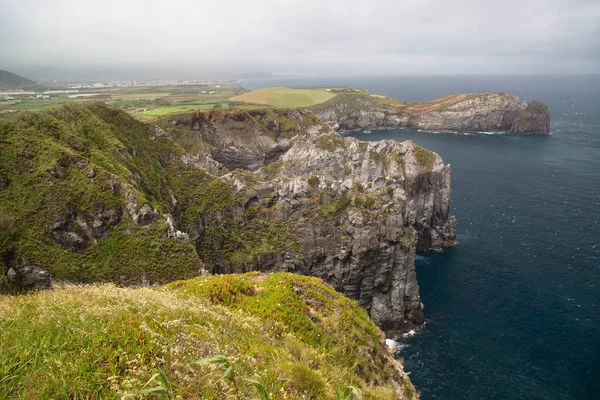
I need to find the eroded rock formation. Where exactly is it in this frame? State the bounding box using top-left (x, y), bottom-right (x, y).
top-left (311, 92), bottom-right (550, 134)
top-left (0, 105), bottom-right (456, 334)
top-left (164, 109), bottom-right (457, 334)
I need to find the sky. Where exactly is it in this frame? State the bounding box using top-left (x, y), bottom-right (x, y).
top-left (1, 0), bottom-right (599, 80)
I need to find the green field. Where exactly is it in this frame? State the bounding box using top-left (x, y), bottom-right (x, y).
top-left (0, 84), bottom-right (244, 120)
top-left (1, 84), bottom-right (367, 120)
top-left (229, 86), bottom-right (340, 108)
top-left (144, 103), bottom-right (229, 115)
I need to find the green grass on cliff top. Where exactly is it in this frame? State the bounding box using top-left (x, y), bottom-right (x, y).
top-left (229, 87), bottom-right (345, 108)
top-left (0, 272), bottom-right (415, 399)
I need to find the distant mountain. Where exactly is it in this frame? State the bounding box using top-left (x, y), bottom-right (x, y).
top-left (0, 69), bottom-right (38, 89)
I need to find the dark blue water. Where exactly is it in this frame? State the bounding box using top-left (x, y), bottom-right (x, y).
top-left (245, 75), bottom-right (600, 399)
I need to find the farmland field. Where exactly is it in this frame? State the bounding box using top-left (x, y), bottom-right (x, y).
top-left (0, 84), bottom-right (244, 120)
top-left (229, 86), bottom-right (337, 108)
top-left (1, 84), bottom-right (361, 120)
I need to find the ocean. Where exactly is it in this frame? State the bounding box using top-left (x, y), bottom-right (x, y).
top-left (243, 75), bottom-right (600, 399)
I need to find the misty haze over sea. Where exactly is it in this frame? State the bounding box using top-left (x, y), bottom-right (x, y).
top-left (3, 0), bottom-right (599, 79)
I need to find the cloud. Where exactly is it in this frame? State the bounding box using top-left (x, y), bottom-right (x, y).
top-left (1, 0), bottom-right (598, 79)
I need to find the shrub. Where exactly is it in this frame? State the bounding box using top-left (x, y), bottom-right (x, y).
top-left (283, 362), bottom-right (327, 399)
top-left (320, 195), bottom-right (351, 217)
top-left (308, 176), bottom-right (320, 188)
top-left (369, 152), bottom-right (388, 166)
top-left (316, 135), bottom-right (345, 152)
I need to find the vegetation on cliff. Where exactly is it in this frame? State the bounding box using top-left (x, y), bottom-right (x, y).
top-left (0, 273), bottom-right (417, 399)
top-left (0, 104), bottom-right (205, 289)
top-left (1, 102), bottom-right (454, 334)
top-left (0, 105), bottom-right (312, 291)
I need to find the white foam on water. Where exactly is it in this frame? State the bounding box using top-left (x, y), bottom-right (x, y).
top-left (385, 338), bottom-right (410, 352)
top-left (403, 329), bottom-right (417, 338)
top-left (414, 254), bottom-right (430, 264)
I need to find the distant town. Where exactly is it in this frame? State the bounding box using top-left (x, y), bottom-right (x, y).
top-left (0, 77), bottom-right (246, 119)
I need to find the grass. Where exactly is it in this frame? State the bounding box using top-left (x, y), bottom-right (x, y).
top-left (413, 145), bottom-right (437, 173)
top-left (144, 104), bottom-right (230, 116)
top-left (229, 87), bottom-right (337, 108)
top-left (316, 133), bottom-right (346, 152)
top-left (0, 104), bottom-right (205, 287)
top-left (0, 273), bottom-right (416, 399)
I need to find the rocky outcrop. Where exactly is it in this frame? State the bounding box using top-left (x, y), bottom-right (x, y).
top-left (171, 109), bottom-right (318, 171)
top-left (165, 110), bottom-right (457, 334)
top-left (311, 92), bottom-right (550, 134)
top-left (2, 261), bottom-right (52, 292)
top-left (49, 206), bottom-right (121, 252)
top-left (1, 104), bottom-right (456, 335)
top-left (509, 100), bottom-right (551, 134)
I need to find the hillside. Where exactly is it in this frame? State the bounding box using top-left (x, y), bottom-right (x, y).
top-left (0, 272), bottom-right (417, 399)
top-left (0, 69), bottom-right (38, 89)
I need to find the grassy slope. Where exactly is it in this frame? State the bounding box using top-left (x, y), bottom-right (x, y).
top-left (0, 104), bottom-right (322, 288)
top-left (229, 87), bottom-right (337, 108)
top-left (0, 272), bottom-right (416, 399)
top-left (0, 104), bottom-right (205, 285)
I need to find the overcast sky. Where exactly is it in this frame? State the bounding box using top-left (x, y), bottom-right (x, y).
top-left (1, 0), bottom-right (599, 80)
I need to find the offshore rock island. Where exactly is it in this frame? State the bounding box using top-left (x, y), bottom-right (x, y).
top-left (310, 91), bottom-right (551, 134)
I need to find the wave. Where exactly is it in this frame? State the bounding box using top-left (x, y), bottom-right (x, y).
top-left (385, 338), bottom-right (410, 353)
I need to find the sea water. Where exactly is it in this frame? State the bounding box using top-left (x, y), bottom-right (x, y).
top-left (243, 75), bottom-right (600, 399)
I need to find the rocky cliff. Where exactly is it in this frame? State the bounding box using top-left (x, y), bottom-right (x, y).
top-left (0, 104), bottom-right (456, 335)
top-left (310, 92), bottom-right (550, 134)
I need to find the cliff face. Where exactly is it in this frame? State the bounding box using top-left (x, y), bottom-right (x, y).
top-left (311, 92), bottom-right (550, 134)
top-left (0, 105), bottom-right (456, 335)
top-left (165, 109), bottom-right (457, 334)
top-left (508, 100), bottom-right (551, 134)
